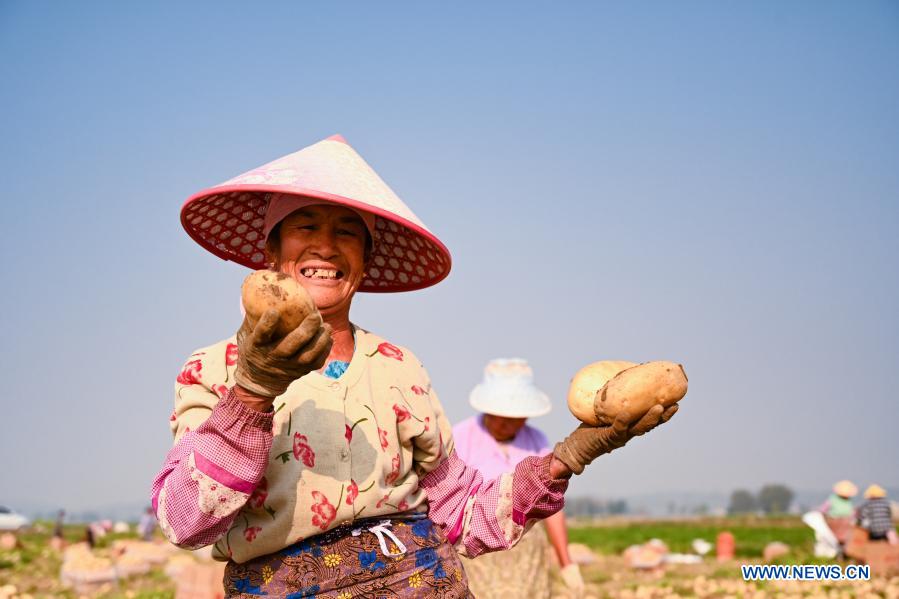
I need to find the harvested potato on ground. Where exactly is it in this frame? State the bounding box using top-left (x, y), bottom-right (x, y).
top-left (241, 270), bottom-right (318, 338)
top-left (568, 361), bottom-right (687, 425)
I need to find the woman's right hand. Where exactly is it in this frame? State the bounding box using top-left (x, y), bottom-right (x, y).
top-left (234, 308), bottom-right (333, 401)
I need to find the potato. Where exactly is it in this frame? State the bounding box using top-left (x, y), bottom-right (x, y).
top-left (241, 270), bottom-right (318, 338)
top-left (568, 360), bottom-right (687, 425)
top-left (567, 361), bottom-right (636, 425)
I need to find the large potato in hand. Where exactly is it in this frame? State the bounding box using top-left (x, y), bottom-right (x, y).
top-left (241, 271), bottom-right (318, 338)
top-left (568, 361), bottom-right (687, 426)
top-left (567, 361), bottom-right (637, 425)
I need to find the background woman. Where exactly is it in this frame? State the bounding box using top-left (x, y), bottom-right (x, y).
top-left (453, 358), bottom-right (585, 598)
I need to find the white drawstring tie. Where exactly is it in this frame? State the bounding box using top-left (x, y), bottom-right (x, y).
top-left (351, 519), bottom-right (407, 557)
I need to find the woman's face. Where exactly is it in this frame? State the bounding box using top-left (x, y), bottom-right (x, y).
top-left (482, 414), bottom-right (528, 442)
top-left (271, 205), bottom-right (368, 319)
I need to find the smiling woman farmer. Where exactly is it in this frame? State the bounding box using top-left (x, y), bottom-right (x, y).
top-left (152, 135), bottom-right (677, 597)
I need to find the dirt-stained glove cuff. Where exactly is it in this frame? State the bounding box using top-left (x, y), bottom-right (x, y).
top-left (233, 368), bottom-right (285, 399)
top-left (553, 439), bottom-right (588, 476)
top-left (553, 422), bottom-right (629, 476)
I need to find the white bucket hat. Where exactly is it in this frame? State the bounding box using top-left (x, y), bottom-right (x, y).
top-left (469, 358), bottom-right (552, 418)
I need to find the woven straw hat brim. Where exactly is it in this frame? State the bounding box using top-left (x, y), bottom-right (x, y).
top-left (864, 484), bottom-right (886, 499)
top-left (181, 186), bottom-right (451, 292)
top-left (180, 136), bottom-right (452, 293)
top-left (833, 480), bottom-right (858, 497)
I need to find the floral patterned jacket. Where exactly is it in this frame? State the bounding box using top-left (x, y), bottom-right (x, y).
top-left (151, 326), bottom-right (567, 563)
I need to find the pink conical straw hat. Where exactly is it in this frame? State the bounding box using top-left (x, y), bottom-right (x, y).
top-left (181, 135), bottom-right (451, 292)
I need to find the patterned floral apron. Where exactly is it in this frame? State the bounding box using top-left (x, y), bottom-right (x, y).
top-left (224, 514), bottom-right (472, 598)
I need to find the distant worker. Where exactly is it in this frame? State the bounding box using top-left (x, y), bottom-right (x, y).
top-left (856, 485), bottom-right (897, 544)
top-left (53, 509), bottom-right (65, 539)
top-left (453, 358), bottom-right (585, 598)
top-left (819, 480), bottom-right (858, 552)
top-left (138, 506), bottom-right (156, 541)
top-left (48, 509), bottom-right (67, 551)
top-left (820, 480), bottom-right (858, 519)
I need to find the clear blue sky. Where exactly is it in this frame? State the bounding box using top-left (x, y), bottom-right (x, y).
top-left (2, 2), bottom-right (897, 513)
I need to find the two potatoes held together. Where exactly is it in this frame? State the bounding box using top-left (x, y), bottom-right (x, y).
top-left (234, 271), bottom-right (688, 473)
top-left (555, 360), bottom-right (687, 475)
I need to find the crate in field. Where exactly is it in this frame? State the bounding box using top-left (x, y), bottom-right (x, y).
top-left (175, 561), bottom-right (226, 599)
top-left (844, 525), bottom-right (899, 575)
top-left (59, 544), bottom-right (118, 595)
top-left (845, 526), bottom-right (869, 560)
top-left (865, 543), bottom-right (899, 576)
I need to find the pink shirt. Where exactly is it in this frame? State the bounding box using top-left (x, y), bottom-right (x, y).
top-left (453, 416), bottom-right (551, 482)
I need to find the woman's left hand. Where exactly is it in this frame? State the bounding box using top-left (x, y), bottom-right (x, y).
top-left (552, 404), bottom-right (678, 476)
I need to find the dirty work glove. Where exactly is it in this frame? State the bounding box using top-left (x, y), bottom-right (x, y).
top-left (560, 563), bottom-right (584, 593)
top-left (553, 404), bottom-right (678, 475)
top-left (234, 308), bottom-right (332, 398)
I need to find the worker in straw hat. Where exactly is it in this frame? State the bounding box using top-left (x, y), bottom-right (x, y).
top-left (820, 480), bottom-right (858, 518)
top-left (453, 358), bottom-right (584, 598)
top-left (151, 135), bottom-right (677, 597)
top-left (818, 480), bottom-right (858, 553)
top-left (856, 485), bottom-right (898, 544)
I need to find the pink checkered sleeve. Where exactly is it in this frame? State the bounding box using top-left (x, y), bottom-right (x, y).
top-left (420, 451), bottom-right (568, 558)
top-left (150, 388), bottom-right (273, 549)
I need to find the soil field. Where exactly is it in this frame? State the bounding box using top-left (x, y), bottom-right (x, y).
top-left (1, 517), bottom-right (897, 598)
